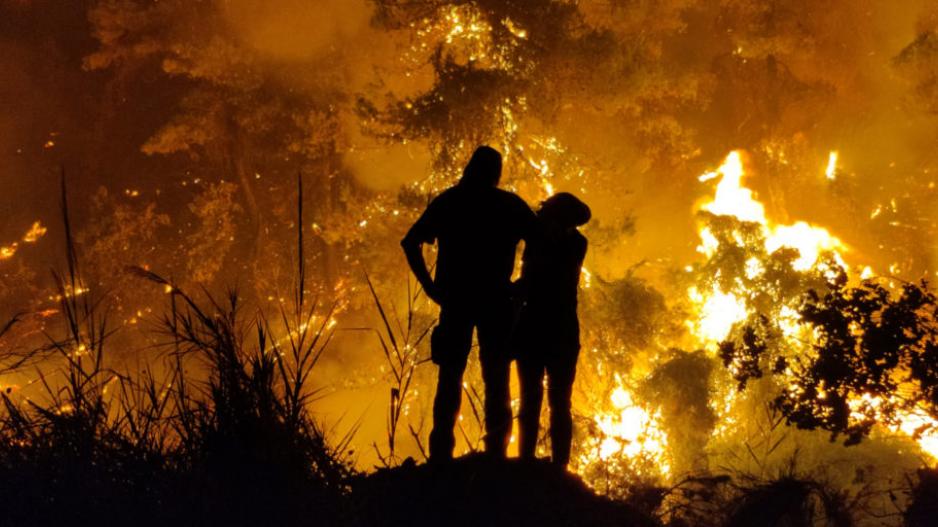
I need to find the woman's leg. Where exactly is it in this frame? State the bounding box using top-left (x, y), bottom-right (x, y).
top-left (517, 356), bottom-right (545, 460)
top-left (546, 352), bottom-right (578, 467)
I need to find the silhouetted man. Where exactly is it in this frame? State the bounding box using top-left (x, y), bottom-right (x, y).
top-left (401, 146), bottom-right (535, 461)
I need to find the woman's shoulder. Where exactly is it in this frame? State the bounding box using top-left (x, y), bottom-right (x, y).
top-left (565, 230), bottom-right (587, 262)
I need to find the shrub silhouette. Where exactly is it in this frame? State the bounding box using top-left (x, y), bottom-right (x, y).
top-left (721, 273), bottom-right (938, 448)
top-left (0, 172), bottom-right (354, 527)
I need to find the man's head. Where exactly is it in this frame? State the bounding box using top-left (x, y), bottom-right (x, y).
top-left (459, 146), bottom-right (502, 188)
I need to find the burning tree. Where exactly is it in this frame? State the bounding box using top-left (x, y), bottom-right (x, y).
top-left (364, 0), bottom-right (710, 200)
top-left (721, 276), bottom-right (938, 450)
top-left (683, 151), bottom-right (938, 455)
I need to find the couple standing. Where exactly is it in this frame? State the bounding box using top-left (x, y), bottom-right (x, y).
top-left (401, 146), bottom-right (591, 468)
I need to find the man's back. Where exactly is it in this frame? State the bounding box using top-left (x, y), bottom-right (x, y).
top-left (403, 184), bottom-right (534, 303)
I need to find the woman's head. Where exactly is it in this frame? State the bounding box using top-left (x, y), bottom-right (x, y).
top-left (538, 192), bottom-right (591, 228)
top-left (459, 146), bottom-right (503, 188)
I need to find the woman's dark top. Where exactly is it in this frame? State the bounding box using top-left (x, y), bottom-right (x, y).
top-left (514, 226), bottom-right (587, 357)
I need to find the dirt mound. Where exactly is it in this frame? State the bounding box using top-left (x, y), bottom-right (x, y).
top-left (353, 454), bottom-right (659, 527)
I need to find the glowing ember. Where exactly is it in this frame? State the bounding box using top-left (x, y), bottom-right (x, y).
top-left (22, 222), bottom-right (47, 243)
top-left (825, 151), bottom-right (839, 180)
top-left (502, 18), bottom-right (528, 40)
top-left (0, 221), bottom-right (48, 261)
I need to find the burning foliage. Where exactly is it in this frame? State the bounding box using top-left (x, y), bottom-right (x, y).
top-left (0, 180), bottom-right (354, 526)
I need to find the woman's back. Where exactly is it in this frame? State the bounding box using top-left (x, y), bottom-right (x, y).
top-left (522, 228), bottom-right (587, 314)
top-left (515, 225), bottom-right (587, 357)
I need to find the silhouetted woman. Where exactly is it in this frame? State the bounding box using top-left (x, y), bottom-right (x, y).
top-left (514, 192), bottom-right (590, 468)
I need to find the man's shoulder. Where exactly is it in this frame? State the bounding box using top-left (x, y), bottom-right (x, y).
top-left (423, 187), bottom-right (463, 214)
top-left (430, 186), bottom-right (460, 203)
top-left (492, 188), bottom-right (533, 212)
top-left (432, 186), bottom-right (533, 220)
top-left (491, 187), bottom-right (525, 203)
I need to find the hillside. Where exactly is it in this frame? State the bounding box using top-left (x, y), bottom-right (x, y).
top-left (353, 454), bottom-right (659, 527)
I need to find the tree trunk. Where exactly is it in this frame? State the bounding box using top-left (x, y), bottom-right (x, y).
top-left (225, 109), bottom-right (261, 260)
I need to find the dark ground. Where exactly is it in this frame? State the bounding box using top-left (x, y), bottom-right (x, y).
top-left (353, 454), bottom-right (659, 527)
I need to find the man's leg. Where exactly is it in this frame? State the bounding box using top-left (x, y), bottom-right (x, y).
top-left (517, 356), bottom-right (545, 460)
top-left (428, 308), bottom-right (473, 462)
top-left (546, 353), bottom-right (578, 468)
top-left (477, 300), bottom-right (513, 458)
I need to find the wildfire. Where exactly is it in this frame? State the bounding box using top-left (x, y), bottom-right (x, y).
top-left (698, 151), bottom-right (845, 272)
top-left (576, 151), bottom-right (857, 485)
top-left (898, 411), bottom-right (938, 459)
top-left (597, 385), bottom-right (669, 465)
top-left (698, 151), bottom-right (764, 223)
top-left (766, 222), bottom-right (845, 271)
top-left (578, 376), bottom-right (670, 479)
top-left (687, 285), bottom-right (747, 345)
top-left (691, 151), bottom-right (846, 346)
top-left (691, 150), bottom-right (938, 461)
top-left (850, 394), bottom-right (938, 460)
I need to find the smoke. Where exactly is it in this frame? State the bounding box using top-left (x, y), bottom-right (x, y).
top-left (219, 0), bottom-right (434, 190)
top-left (0, 0), bottom-right (98, 264)
top-left (222, 0), bottom-right (372, 62)
top-left (344, 138), bottom-right (433, 192)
